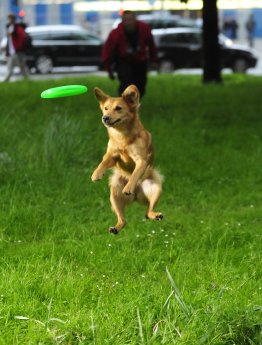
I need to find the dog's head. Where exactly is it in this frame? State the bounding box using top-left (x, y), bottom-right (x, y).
top-left (94, 85), bottom-right (140, 129)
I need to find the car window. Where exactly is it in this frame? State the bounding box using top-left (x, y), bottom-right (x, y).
top-left (144, 19), bottom-right (178, 29)
top-left (29, 31), bottom-right (101, 43)
top-left (160, 33), bottom-right (201, 45)
top-left (160, 33), bottom-right (186, 44)
top-left (184, 33), bottom-right (201, 44)
top-left (177, 18), bottom-right (197, 28)
top-left (30, 32), bottom-right (51, 40)
top-left (152, 20), bottom-right (164, 29)
top-left (166, 20), bottom-right (179, 28)
top-left (160, 20), bottom-right (178, 29)
top-left (193, 33), bottom-right (202, 44)
top-left (142, 17), bottom-right (196, 29)
top-left (159, 34), bottom-right (174, 44)
top-left (71, 32), bottom-right (102, 44)
top-left (144, 20), bottom-right (159, 29)
top-left (49, 32), bottom-right (73, 40)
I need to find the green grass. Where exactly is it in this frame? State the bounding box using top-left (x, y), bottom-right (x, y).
top-left (0, 75), bottom-right (261, 344)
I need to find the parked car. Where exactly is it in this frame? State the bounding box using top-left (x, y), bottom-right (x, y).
top-left (1, 25), bottom-right (103, 74)
top-left (152, 28), bottom-right (258, 73)
top-left (113, 14), bottom-right (197, 29)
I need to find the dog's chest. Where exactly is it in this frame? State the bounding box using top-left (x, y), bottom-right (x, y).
top-left (109, 131), bottom-right (144, 173)
top-left (116, 147), bottom-right (135, 172)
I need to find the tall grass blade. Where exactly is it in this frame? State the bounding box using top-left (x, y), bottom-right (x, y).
top-left (137, 307), bottom-right (145, 344)
top-left (163, 290), bottom-right (174, 309)
top-left (14, 316), bottom-right (29, 320)
top-left (166, 267), bottom-right (191, 320)
top-left (45, 297), bottom-right (53, 331)
top-left (90, 312), bottom-right (96, 345)
top-left (49, 317), bottom-right (67, 324)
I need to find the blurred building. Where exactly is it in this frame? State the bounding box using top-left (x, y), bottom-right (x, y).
top-left (0, 0), bottom-right (105, 38)
top-left (0, 0), bottom-right (262, 43)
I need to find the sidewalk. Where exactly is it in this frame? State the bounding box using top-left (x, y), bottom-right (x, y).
top-left (254, 38), bottom-right (262, 56)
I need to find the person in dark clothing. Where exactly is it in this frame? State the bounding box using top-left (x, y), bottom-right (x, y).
top-left (246, 14), bottom-right (256, 48)
top-left (102, 11), bottom-right (157, 97)
top-left (2, 13), bottom-right (29, 82)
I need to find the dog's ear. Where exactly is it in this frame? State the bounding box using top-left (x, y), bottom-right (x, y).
top-left (94, 87), bottom-right (109, 103)
top-left (122, 85), bottom-right (140, 108)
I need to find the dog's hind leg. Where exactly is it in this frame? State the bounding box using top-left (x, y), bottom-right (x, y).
top-left (138, 171), bottom-right (163, 221)
top-left (109, 173), bottom-right (134, 234)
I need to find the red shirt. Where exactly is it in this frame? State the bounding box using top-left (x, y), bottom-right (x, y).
top-left (11, 24), bottom-right (26, 53)
top-left (102, 20), bottom-right (157, 70)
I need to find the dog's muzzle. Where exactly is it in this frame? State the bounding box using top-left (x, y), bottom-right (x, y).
top-left (102, 116), bottom-right (121, 126)
top-left (102, 115), bottom-right (111, 125)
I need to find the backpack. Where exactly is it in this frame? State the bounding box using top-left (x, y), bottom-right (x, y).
top-left (24, 32), bottom-right (33, 50)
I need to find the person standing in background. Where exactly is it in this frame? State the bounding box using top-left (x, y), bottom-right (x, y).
top-left (102, 11), bottom-right (157, 98)
top-left (2, 13), bottom-right (29, 82)
top-left (246, 14), bottom-right (256, 48)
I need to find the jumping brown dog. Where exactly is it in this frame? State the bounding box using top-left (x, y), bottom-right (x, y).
top-left (92, 85), bottom-right (163, 234)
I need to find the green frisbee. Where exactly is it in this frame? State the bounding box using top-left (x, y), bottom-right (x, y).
top-left (41, 85), bottom-right (88, 99)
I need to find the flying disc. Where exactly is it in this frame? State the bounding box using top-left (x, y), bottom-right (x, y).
top-left (41, 85), bottom-right (88, 99)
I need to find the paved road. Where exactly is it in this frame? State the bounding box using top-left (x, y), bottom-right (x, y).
top-left (0, 56), bottom-right (262, 81)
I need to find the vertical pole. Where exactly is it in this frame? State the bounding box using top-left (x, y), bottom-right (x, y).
top-left (202, 0), bottom-right (222, 83)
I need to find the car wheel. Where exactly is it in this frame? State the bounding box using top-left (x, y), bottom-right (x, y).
top-left (232, 58), bottom-right (248, 73)
top-left (158, 60), bottom-right (174, 73)
top-left (35, 55), bottom-right (53, 74)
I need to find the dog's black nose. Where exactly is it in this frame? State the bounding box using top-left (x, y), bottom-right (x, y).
top-left (102, 116), bottom-right (110, 124)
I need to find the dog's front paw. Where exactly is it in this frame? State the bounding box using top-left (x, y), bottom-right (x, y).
top-left (122, 184), bottom-right (134, 195)
top-left (109, 227), bottom-right (119, 235)
top-left (91, 170), bottom-right (104, 182)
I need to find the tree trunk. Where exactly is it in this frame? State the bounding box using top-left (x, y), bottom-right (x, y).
top-left (202, 0), bottom-right (222, 83)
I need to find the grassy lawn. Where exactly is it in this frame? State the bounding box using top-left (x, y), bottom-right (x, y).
top-left (0, 75), bottom-right (261, 344)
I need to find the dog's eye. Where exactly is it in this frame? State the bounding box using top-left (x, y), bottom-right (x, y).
top-left (115, 106), bottom-right (122, 112)
top-left (104, 107), bottom-right (108, 111)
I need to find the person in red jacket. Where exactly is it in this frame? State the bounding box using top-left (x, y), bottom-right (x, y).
top-left (3, 13), bottom-right (29, 82)
top-left (102, 11), bottom-right (157, 97)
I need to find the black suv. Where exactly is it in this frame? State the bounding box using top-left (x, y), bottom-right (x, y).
top-left (5, 25), bottom-right (103, 74)
top-left (136, 14), bottom-right (197, 29)
top-left (153, 28), bottom-right (258, 73)
top-left (113, 14), bottom-right (197, 29)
